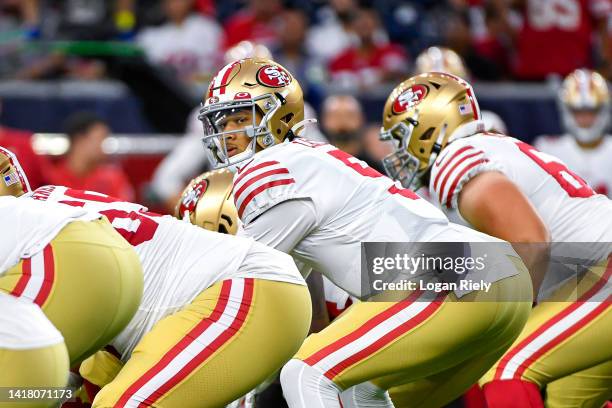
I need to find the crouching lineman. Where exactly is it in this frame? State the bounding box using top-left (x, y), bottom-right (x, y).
top-left (0, 147), bottom-right (143, 371)
top-left (380, 72), bottom-right (612, 407)
top-left (198, 57), bottom-right (534, 408)
top-left (29, 181), bottom-right (311, 406)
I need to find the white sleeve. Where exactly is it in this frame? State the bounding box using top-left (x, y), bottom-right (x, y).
top-left (239, 199), bottom-right (317, 254)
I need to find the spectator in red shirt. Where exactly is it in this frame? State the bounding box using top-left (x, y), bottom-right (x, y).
top-left (49, 112), bottom-right (135, 201)
top-left (328, 5), bottom-right (409, 90)
top-left (223, 0), bottom-right (283, 49)
top-left (0, 99), bottom-right (51, 189)
top-left (495, 0), bottom-right (611, 80)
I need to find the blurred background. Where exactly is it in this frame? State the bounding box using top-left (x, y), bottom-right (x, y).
top-left (1, 0), bottom-right (610, 213)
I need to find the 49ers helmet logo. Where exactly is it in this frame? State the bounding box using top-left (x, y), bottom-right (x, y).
top-left (392, 85), bottom-right (428, 114)
top-left (179, 179), bottom-right (208, 214)
top-left (257, 65), bottom-right (292, 88)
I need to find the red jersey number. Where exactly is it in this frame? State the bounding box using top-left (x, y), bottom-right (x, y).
top-left (62, 188), bottom-right (159, 246)
top-left (293, 141), bottom-right (419, 200)
top-left (516, 141), bottom-right (594, 198)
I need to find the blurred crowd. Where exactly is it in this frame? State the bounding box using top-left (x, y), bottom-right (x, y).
top-left (1, 0), bottom-right (611, 213)
top-left (1, 0), bottom-right (611, 87)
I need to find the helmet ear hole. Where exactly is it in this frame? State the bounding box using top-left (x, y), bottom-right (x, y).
top-left (281, 112), bottom-right (294, 124)
top-left (419, 128), bottom-right (435, 140)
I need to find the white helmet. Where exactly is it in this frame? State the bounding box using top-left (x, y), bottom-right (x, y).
top-left (559, 69), bottom-right (610, 143)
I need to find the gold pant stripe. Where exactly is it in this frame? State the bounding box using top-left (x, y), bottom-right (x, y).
top-left (493, 259), bottom-right (612, 381)
top-left (93, 279), bottom-right (311, 408)
top-left (9, 244), bottom-right (55, 307)
top-left (304, 291), bottom-right (447, 381)
top-left (115, 278), bottom-right (254, 407)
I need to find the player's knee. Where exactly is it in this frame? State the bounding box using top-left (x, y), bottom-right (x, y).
top-left (281, 359), bottom-right (341, 406)
top-left (280, 359), bottom-right (310, 391)
top-left (281, 359), bottom-right (328, 394)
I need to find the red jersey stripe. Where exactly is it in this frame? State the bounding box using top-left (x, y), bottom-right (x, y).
top-left (445, 158), bottom-right (489, 208)
top-left (234, 161), bottom-right (280, 186)
top-left (234, 168), bottom-right (290, 203)
top-left (432, 146), bottom-right (473, 191)
top-left (237, 178), bottom-right (295, 218)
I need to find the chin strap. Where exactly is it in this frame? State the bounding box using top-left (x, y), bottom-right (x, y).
top-left (290, 118), bottom-right (318, 136)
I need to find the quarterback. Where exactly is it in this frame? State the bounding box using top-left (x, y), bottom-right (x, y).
top-left (380, 72), bottom-right (612, 407)
top-left (0, 147), bottom-right (143, 368)
top-left (30, 180), bottom-right (310, 407)
top-left (199, 58), bottom-right (534, 408)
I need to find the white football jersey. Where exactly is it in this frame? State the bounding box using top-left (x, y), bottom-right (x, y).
top-left (31, 185), bottom-right (304, 358)
top-left (235, 139), bottom-right (519, 298)
top-left (430, 133), bottom-right (612, 249)
top-left (0, 292), bottom-right (64, 349)
top-left (534, 134), bottom-right (612, 198)
top-left (0, 195), bottom-right (99, 273)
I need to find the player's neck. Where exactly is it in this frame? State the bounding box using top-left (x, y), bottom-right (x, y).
top-left (575, 136), bottom-right (604, 150)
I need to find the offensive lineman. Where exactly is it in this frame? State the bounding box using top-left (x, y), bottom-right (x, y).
top-left (380, 72), bottom-right (612, 407)
top-left (29, 181), bottom-right (311, 407)
top-left (199, 57), bottom-right (534, 408)
top-left (0, 147), bottom-right (144, 406)
top-left (534, 69), bottom-right (612, 198)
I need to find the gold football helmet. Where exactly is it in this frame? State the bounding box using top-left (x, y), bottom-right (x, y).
top-left (175, 168), bottom-right (238, 235)
top-left (200, 58), bottom-right (307, 168)
top-left (380, 72), bottom-right (485, 189)
top-left (559, 69), bottom-right (610, 143)
top-left (0, 146), bottom-right (31, 197)
top-left (414, 46), bottom-right (469, 79)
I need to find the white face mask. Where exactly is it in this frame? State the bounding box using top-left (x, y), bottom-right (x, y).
top-left (559, 101), bottom-right (611, 144)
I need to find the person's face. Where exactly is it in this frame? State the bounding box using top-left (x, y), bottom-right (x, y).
top-left (80, 123), bottom-right (109, 164)
top-left (572, 109), bottom-right (598, 128)
top-left (217, 110), bottom-right (263, 157)
top-left (352, 9), bottom-right (377, 42)
top-left (164, 0), bottom-right (193, 23)
top-left (280, 10), bottom-right (307, 49)
top-left (322, 98), bottom-right (364, 136)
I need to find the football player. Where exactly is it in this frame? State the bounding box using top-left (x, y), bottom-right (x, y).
top-left (535, 69), bottom-right (612, 198)
top-left (199, 57), bottom-right (534, 408)
top-left (30, 182), bottom-right (310, 407)
top-left (0, 147), bottom-right (143, 368)
top-left (380, 72), bottom-right (612, 408)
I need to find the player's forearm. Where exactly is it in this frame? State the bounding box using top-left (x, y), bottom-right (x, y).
top-left (306, 271), bottom-right (330, 334)
top-left (511, 241), bottom-right (551, 301)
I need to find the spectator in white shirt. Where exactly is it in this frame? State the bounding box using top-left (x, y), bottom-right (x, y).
top-left (137, 0), bottom-right (223, 82)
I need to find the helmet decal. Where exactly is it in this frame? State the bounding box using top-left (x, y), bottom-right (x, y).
top-left (179, 179), bottom-right (208, 215)
top-left (208, 61), bottom-right (241, 98)
top-left (256, 65), bottom-right (292, 88)
top-left (392, 85), bottom-right (429, 114)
